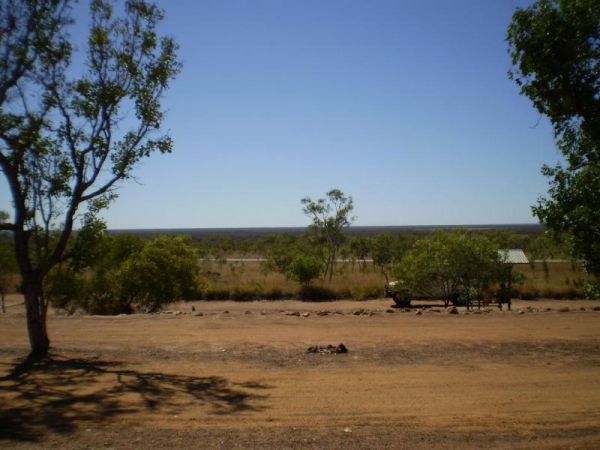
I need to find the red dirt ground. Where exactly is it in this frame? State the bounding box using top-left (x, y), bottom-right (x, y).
top-left (1, 297), bottom-right (600, 449)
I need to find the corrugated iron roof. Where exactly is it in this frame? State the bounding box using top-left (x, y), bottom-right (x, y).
top-left (498, 249), bottom-right (529, 264)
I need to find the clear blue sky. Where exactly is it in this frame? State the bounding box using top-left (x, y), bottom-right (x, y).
top-left (1, 0), bottom-right (561, 229)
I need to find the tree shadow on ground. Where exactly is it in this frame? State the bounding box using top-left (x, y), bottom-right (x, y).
top-left (0, 353), bottom-right (271, 442)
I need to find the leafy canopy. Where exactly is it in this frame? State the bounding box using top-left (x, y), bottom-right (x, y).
top-left (507, 0), bottom-right (600, 277)
top-left (370, 233), bottom-right (411, 283)
top-left (392, 230), bottom-right (502, 300)
top-left (46, 235), bottom-right (198, 314)
top-left (285, 256), bottom-right (324, 286)
top-left (301, 189), bottom-right (355, 281)
top-left (0, 0), bottom-right (181, 275)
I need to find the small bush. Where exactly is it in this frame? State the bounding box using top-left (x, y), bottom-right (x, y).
top-left (45, 268), bottom-right (86, 314)
top-left (286, 256), bottom-right (324, 286)
top-left (82, 272), bottom-right (131, 315)
top-left (118, 236), bottom-right (198, 312)
top-left (83, 295), bottom-right (131, 315)
top-left (584, 280), bottom-right (600, 300)
top-left (46, 268), bottom-right (132, 315)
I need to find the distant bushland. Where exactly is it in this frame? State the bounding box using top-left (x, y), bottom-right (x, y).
top-left (1, 227), bottom-right (589, 315)
top-left (107, 223), bottom-right (544, 240)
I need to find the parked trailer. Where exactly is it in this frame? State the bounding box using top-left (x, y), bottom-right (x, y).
top-left (384, 281), bottom-right (510, 310)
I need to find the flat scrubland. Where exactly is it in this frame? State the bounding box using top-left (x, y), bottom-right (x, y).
top-left (2, 297), bottom-right (600, 449)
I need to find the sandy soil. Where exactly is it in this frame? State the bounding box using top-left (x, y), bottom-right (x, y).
top-left (1, 297), bottom-right (600, 449)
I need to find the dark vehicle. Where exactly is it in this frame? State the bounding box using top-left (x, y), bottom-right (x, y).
top-left (384, 281), bottom-right (412, 308)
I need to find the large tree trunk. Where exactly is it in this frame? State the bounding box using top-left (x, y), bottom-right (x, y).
top-left (23, 277), bottom-right (50, 356)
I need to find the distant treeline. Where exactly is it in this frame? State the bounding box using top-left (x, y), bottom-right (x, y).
top-left (104, 225), bottom-right (560, 264)
top-left (108, 223), bottom-right (544, 240)
top-left (177, 226), bottom-right (568, 262)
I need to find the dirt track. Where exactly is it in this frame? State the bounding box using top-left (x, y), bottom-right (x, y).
top-left (1, 298), bottom-right (600, 449)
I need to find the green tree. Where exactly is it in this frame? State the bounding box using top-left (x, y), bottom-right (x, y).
top-left (46, 234), bottom-right (198, 315)
top-left (393, 231), bottom-right (501, 305)
top-left (529, 233), bottom-right (570, 261)
top-left (507, 0), bottom-right (600, 277)
top-left (45, 233), bottom-right (145, 315)
top-left (370, 233), bottom-right (408, 283)
top-left (301, 189), bottom-right (355, 281)
top-left (98, 234), bottom-right (145, 269)
top-left (285, 256), bottom-right (324, 287)
top-left (261, 234), bottom-right (302, 274)
top-left (0, 0), bottom-right (180, 355)
top-left (44, 264), bottom-right (88, 314)
top-left (485, 231), bottom-right (530, 252)
top-left (118, 236), bottom-right (198, 313)
top-left (348, 236), bottom-right (371, 272)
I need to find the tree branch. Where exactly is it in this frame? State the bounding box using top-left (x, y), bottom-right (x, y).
top-left (80, 174), bottom-right (121, 202)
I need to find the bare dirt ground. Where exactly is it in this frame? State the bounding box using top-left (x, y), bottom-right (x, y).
top-left (1, 297), bottom-right (600, 449)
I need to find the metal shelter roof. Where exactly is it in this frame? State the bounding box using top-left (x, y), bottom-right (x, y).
top-left (498, 249), bottom-right (529, 264)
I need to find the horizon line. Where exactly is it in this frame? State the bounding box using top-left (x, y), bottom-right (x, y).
top-left (108, 223), bottom-right (542, 232)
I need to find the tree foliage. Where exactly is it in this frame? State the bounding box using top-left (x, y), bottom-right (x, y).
top-left (301, 189), bottom-right (354, 281)
top-left (119, 236), bottom-right (198, 312)
top-left (348, 236), bottom-right (371, 272)
top-left (507, 0), bottom-right (600, 277)
top-left (370, 233), bottom-right (410, 282)
top-left (261, 234), bottom-right (304, 275)
top-left (285, 256), bottom-right (324, 287)
top-left (392, 231), bottom-right (502, 302)
top-left (0, 0), bottom-right (180, 354)
top-left (46, 235), bottom-right (198, 314)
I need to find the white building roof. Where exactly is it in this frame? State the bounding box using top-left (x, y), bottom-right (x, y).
top-left (498, 249), bottom-right (529, 264)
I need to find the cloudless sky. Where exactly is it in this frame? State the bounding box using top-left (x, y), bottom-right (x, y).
top-left (1, 0), bottom-right (561, 229)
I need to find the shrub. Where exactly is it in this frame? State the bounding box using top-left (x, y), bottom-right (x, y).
top-left (49, 235), bottom-right (199, 314)
top-left (393, 230), bottom-right (502, 301)
top-left (286, 256), bottom-right (324, 286)
top-left (46, 267), bottom-right (131, 315)
top-left (82, 272), bottom-right (130, 315)
top-left (370, 233), bottom-right (409, 282)
top-left (118, 236), bottom-right (198, 312)
top-left (584, 280), bottom-right (600, 300)
top-left (45, 267), bottom-right (86, 314)
top-left (261, 235), bottom-right (303, 274)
